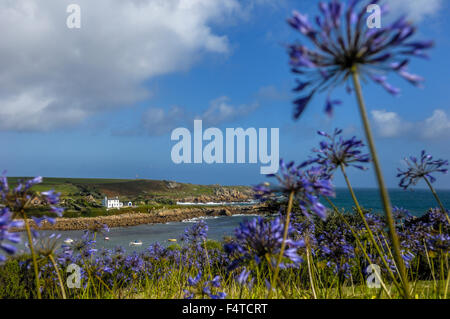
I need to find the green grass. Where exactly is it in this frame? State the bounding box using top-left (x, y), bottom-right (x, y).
top-left (7, 177), bottom-right (251, 201)
top-left (2, 249), bottom-right (447, 299)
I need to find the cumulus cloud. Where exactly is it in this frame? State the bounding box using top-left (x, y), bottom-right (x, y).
top-left (371, 110), bottom-right (412, 138)
top-left (387, 0), bottom-right (443, 22)
top-left (421, 109), bottom-right (450, 139)
top-left (139, 96), bottom-right (259, 136)
top-left (0, 0), bottom-right (252, 131)
top-left (199, 96), bottom-right (259, 126)
top-left (371, 109), bottom-right (450, 140)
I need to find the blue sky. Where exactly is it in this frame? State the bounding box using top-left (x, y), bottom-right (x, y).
top-left (1, 0), bottom-right (449, 189)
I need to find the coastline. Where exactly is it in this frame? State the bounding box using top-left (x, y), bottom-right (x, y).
top-left (11, 204), bottom-right (267, 232)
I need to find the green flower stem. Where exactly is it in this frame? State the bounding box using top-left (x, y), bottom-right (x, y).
top-left (265, 254), bottom-right (289, 298)
top-left (269, 190), bottom-right (295, 298)
top-left (23, 216), bottom-right (41, 299)
top-left (305, 239), bottom-right (317, 299)
top-left (339, 163), bottom-right (363, 213)
top-left (339, 163), bottom-right (400, 289)
top-left (203, 239), bottom-right (212, 279)
top-left (48, 254), bottom-right (67, 299)
top-left (351, 68), bottom-right (410, 299)
top-left (423, 176), bottom-right (450, 224)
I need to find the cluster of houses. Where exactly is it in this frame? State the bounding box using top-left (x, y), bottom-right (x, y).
top-left (102, 196), bottom-right (133, 209)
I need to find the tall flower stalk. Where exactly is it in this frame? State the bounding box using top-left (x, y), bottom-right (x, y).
top-left (350, 74), bottom-right (409, 294)
top-left (287, 0), bottom-right (434, 298)
top-left (254, 159), bottom-right (334, 297)
top-left (33, 232), bottom-right (67, 299)
top-left (301, 129), bottom-right (401, 288)
top-left (271, 190), bottom-right (294, 298)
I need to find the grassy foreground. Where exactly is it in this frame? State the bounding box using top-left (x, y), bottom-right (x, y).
top-left (0, 209), bottom-right (448, 299)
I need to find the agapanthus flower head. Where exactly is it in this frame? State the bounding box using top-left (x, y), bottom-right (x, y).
top-left (363, 212), bottom-right (385, 232)
top-left (41, 190), bottom-right (64, 217)
top-left (0, 207), bottom-right (23, 261)
top-left (87, 221), bottom-right (110, 237)
top-left (254, 159), bottom-right (335, 220)
top-left (70, 231), bottom-right (98, 257)
top-left (224, 216), bottom-right (304, 270)
top-left (0, 172), bottom-right (65, 221)
top-left (301, 129), bottom-right (370, 175)
top-left (34, 233), bottom-right (62, 258)
top-left (181, 220), bottom-right (208, 246)
top-left (31, 215), bottom-right (56, 230)
top-left (12, 176), bottom-right (43, 195)
top-left (428, 234), bottom-right (450, 253)
top-left (287, 0), bottom-right (433, 118)
top-left (393, 207), bottom-right (412, 223)
top-left (254, 159), bottom-right (305, 196)
top-left (397, 150), bottom-right (448, 189)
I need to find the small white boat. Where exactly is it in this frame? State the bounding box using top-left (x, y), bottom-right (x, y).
top-left (104, 237), bottom-right (110, 241)
top-left (129, 240), bottom-right (143, 246)
top-left (64, 238), bottom-right (74, 244)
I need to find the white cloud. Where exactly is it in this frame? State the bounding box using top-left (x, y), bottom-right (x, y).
top-left (371, 109), bottom-right (412, 138)
top-left (0, 0), bottom-right (255, 131)
top-left (371, 109), bottom-right (450, 140)
top-left (139, 96), bottom-right (259, 135)
top-left (199, 96), bottom-right (259, 126)
top-left (387, 0), bottom-right (443, 22)
top-left (422, 109), bottom-right (450, 139)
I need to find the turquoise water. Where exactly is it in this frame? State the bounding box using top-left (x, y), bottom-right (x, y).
top-left (16, 188), bottom-right (450, 254)
top-left (330, 188), bottom-right (450, 215)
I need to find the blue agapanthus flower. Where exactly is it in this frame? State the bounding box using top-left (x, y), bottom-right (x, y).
top-left (287, 0), bottom-right (433, 118)
top-left (224, 216), bottom-right (304, 270)
top-left (41, 190), bottom-right (64, 217)
top-left (0, 171), bottom-right (64, 220)
top-left (181, 220), bottom-right (208, 246)
top-left (254, 159), bottom-right (335, 220)
top-left (301, 129), bottom-right (370, 176)
top-left (317, 225), bottom-right (355, 277)
top-left (0, 207), bottom-right (23, 261)
top-left (397, 150), bottom-right (448, 189)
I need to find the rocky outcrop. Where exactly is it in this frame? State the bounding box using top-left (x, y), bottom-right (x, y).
top-left (180, 187), bottom-right (255, 203)
top-left (219, 208), bottom-right (232, 216)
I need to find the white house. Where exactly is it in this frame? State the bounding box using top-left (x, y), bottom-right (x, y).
top-left (102, 196), bottom-right (122, 209)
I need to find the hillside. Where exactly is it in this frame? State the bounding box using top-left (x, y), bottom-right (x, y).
top-left (7, 177), bottom-right (255, 214)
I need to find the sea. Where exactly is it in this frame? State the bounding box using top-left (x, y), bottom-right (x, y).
top-left (15, 188), bottom-right (450, 254)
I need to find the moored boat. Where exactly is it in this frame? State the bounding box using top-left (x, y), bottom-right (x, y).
top-left (129, 240), bottom-right (142, 246)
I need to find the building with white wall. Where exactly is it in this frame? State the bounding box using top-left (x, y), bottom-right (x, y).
top-left (102, 196), bottom-right (122, 209)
